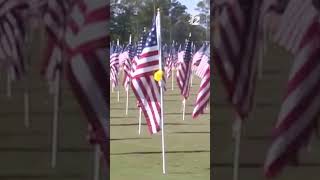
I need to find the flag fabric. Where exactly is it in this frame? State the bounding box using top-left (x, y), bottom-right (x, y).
top-left (41, 0), bottom-right (71, 93)
top-left (122, 43), bottom-right (134, 90)
top-left (131, 18), bottom-right (161, 134)
top-left (110, 44), bottom-right (120, 89)
top-left (65, 0), bottom-right (109, 168)
top-left (214, 0), bottom-right (262, 119)
top-left (195, 44), bottom-right (210, 79)
top-left (130, 30), bottom-right (147, 91)
top-left (264, 1), bottom-right (320, 178)
top-left (176, 37), bottom-right (192, 99)
top-left (192, 54), bottom-right (210, 119)
top-left (165, 42), bottom-right (177, 79)
top-left (192, 43), bottom-right (207, 67)
top-left (0, 0), bottom-right (29, 81)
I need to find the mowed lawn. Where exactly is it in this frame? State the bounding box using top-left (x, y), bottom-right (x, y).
top-left (110, 72), bottom-right (210, 180)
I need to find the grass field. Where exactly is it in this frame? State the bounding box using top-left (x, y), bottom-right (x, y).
top-left (110, 73), bottom-right (210, 180)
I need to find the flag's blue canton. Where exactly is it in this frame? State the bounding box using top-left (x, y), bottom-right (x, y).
top-left (183, 39), bottom-right (192, 62)
top-left (144, 22), bottom-right (157, 47)
top-left (136, 32), bottom-right (147, 57)
top-left (110, 44), bottom-right (116, 54)
top-left (128, 43), bottom-right (135, 59)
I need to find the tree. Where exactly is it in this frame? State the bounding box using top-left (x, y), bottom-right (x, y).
top-left (195, 0), bottom-right (210, 40)
top-left (110, 0), bottom-right (208, 45)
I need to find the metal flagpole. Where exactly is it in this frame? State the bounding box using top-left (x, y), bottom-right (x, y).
top-left (171, 69), bottom-right (174, 90)
top-left (126, 35), bottom-right (132, 115)
top-left (182, 98), bottom-right (186, 121)
top-left (138, 105), bottom-right (142, 135)
top-left (7, 66), bottom-right (12, 97)
top-left (190, 71), bottom-right (193, 87)
top-left (190, 43), bottom-right (193, 87)
top-left (182, 34), bottom-right (191, 121)
top-left (93, 145), bottom-right (100, 180)
top-left (117, 39), bottom-right (120, 102)
top-left (137, 28), bottom-right (147, 135)
top-left (23, 11), bottom-right (34, 128)
top-left (171, 40), bottom-right (174, 91)
top-left (51, 10), bottom-right (66, 168)
top-left (233, 114), bottom-right (242, 180)
top-left (156, 8), bottom-right (166, 174)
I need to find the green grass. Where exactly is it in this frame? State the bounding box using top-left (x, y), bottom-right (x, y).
top-left (110, 73), bottom-right (210, 180)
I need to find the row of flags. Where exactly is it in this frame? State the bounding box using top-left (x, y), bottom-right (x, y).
top-left (110, 10), bottom-right (210, 174)
top-left (214, 0), bottom-right (320, 178)
top-left (0, 0), bottom-right (108, 171)
top-left (110, 32), bottom-right (211, 134)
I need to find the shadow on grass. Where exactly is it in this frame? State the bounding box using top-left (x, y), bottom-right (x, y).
top-left (110, 116), bottom-right (136, 119)
top-left (111, 150), bottom-right (209, 155)
top-left (111, 123), bottom-right (205, 126)
top-left (0, 147), bottom-right (90, 152)
top-left (171, 131), bottom-right (209, 134)
top-left (111, 123), bottom-right (146, 126)
top-left (0, 173), bottom-right (83, 179)
top-left (0, 131), bottom-right (47, 137)
top-left (111, 108), bottom-right (139, 110)
top-left (111, 137), bottom-right (151, 141)
top-left (212, 162), bottom-right (320, 168)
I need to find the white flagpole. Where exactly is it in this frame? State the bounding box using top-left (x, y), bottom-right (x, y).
top-left (7, 69), bottom-right (12, 97)
top-left (171, 40), bottom-right (174, 91)
top-left (232, 114), bottom-right (242, 180)
top-left (51, 14), bottom-right (65, 168)
top-left (138, 106), bottom-right (142, 135)
top-left (51, 57), bottom-right (61, 169)
top-left (126, 89), bottom-right (129, 115)
top-left (190, 42), bottom-right (194, 87)
top-left (171, 69), bottom-right (174, 90)
top-left (24, 86), bottom-right (30, 128)
top-left (126, 35), bottom-right (132, 115)
top-left (117, 39), bottom-right (120, 102)
top-left (190, 71), bottom-right (193, 87)
top-left (93, 145), bottom-right (100, 180)
top-left (24, 15), bottom-right (32, 128)
top-left (156, 8), bottom-right (166, 174)
top-left (182, 98), bottom-right (186, 121)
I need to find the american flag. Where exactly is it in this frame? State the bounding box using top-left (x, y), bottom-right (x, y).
top-left (195, 44), bottom-right (210, 79)
top-left (110, 44), bottom-right (120, 89)
top-left (64, 0), bottom-right (109, 168)
top-left (214, 0), bottom-right (262, 119)
top-left (192, 52), bottom-right (210, 119)
top-left (121, 43), bottom-right (134, 91)
top-left (165, 42), bottom-right (177, 79)
top-left (264, 0), bottom-right (320, 177)
top-left (0, 0), bottom-right (29, 81)
top-left (130, 30), bottom-right (147, 86)
top-left (41, 0), bottom-right (71, 93)
top-left (192, 43), bottom-right (207, 67)
top-left (176, 37), bottom-right (192, 99)
top-left (131, 19), bottom-right (161, 134)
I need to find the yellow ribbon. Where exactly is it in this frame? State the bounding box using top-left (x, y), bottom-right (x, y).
top-left (154, 70), bottom-right (164, 82)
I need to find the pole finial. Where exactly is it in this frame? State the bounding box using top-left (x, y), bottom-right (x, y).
top-left (157, 8), bottom-right (160, 12)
